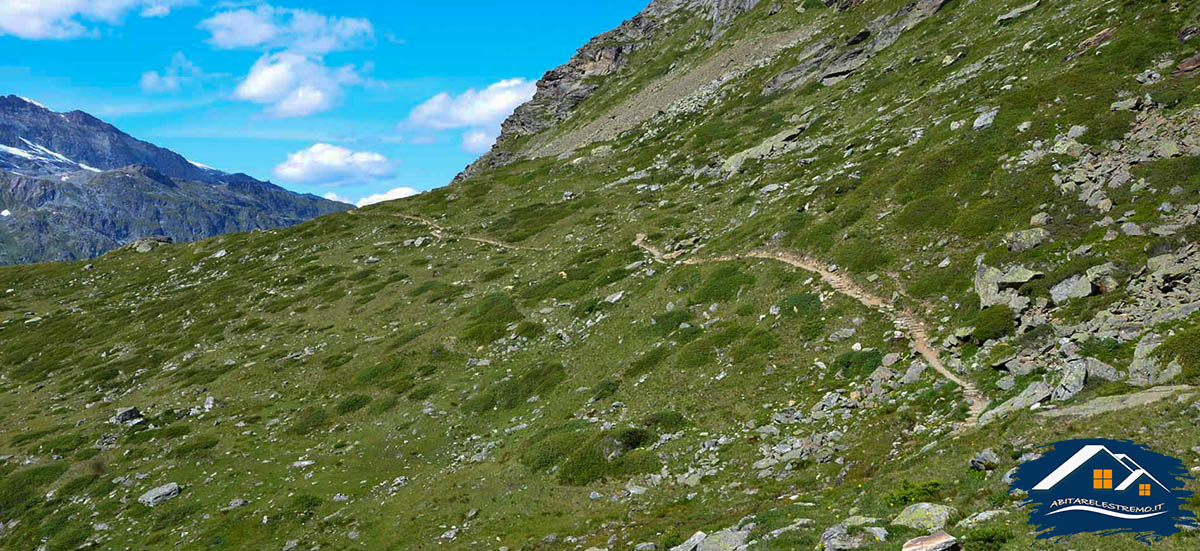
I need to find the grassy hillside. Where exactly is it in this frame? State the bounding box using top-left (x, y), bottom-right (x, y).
top-left (2, 1), bottom-right (1199, 550)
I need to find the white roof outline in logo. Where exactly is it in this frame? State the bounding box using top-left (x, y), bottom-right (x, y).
top-left (1031, 444), bottom-right (1171, 492)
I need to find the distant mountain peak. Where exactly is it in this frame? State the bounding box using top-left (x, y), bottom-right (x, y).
top-left (0, 94), bottom-right (352, 264)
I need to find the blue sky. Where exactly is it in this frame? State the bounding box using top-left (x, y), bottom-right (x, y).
top-left (0, 1), bottom-right (645, 205)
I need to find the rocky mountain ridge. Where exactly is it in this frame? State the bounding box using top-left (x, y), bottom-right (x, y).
top-left (0, 96), bottom-right (350, 264)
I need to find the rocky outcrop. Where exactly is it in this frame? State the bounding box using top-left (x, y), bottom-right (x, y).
top-left (765, 0), bottom-right (947, 93)
top-left (902, 532), bottom-right (961, 551)
top-left (892, 503), bottom-right (957, 532)
top-left (138, 483), bottom-right (181, 507)
top-left (974, 264), bottom-right (1042, 312)
top-left (456, 0), bottom-right (765, 182)
top-left (979, 381), bottom-right (1051, 424)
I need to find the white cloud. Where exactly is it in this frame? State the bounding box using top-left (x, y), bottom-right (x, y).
top-left (274, 143), bottom-right (393, 186)
top-left (140, 52), bottom-right (202, 93)
top-left (408, 78), bottom-right (536, 130)
top-left (234, 52), bottom-right (362, 117)
top-left (408, 78), bottom-right (535, 156)
top-left (199, 5), bottom-right (372, 54)
top-left (323, 187), bottom-right (418, 208)
top-left (462, 129), bottom-right (497, 154)
top-left (0, 0), bottom-right (191, 40)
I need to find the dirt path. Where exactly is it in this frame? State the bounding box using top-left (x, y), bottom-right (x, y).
top-left (636, 234), bottom-right (990, 428)
top-left (351, 210), bottom-right (546, 252)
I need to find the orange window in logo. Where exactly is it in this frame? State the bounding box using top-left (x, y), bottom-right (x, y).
top-left (1139, 484), bottom-right (1151, 496)
top-left (1093, 469), bottom-right (1113, 489)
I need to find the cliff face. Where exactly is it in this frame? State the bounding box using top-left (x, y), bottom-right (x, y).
top-left (454, 0), bottom-right (763, 182)
top-left (0, 96), bottom-right (350, 264)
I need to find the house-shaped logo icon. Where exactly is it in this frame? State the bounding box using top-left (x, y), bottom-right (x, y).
top-left (1030, 444), bottom-right (1172, 519)
top-left (1010, 438), bottom-right (1196, 542)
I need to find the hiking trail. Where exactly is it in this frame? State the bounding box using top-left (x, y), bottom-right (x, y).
top-left (635, 234), bottom-right (990, 428)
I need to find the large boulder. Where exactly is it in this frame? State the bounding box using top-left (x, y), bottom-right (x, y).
top-left (1128, 333), bottom-right (1181, 387)
top-left (670, 531), bottom-right (707, 551)
top-left (892, 503), bottom-right (957, 532)
top-left (698, 530), bottom-right (749, 551)
top-left (1051, 361), bottom-right (1087, 402)
top-left (979, 381), bottom-right (1051, 424)
top-left (138, 483), bottom-right (181, 507)
top-left (902, 531), bottom-right (961, 551)
top-left (1004, 228), bottom-right (1049, 252)
top-left (969, 448), bottom-right (1001, 471)
top-left (974, 265), bottom-right (1042, 312)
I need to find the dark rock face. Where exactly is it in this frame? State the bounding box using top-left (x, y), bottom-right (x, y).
top-left (453, 0), bottom-right (762, 183)
top-left (0, 96), bottom-right (350, 264)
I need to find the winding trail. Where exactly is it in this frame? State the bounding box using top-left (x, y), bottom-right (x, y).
top-left (636, 234), bottom-right (990, 428)
top-left (349, 210), bottom-right (546, 252)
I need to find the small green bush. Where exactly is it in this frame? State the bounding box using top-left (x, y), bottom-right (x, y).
top-left (407, 383), bottom-right (440, 401)
top-left (780, 293), bottom-right (821, 317)
top-left (1156, 323), bottom-right (1200, 383)
top-left (883, 480), bottom-right (943, 507)
top-left (335, 394), bottom-right (371, 414)
top-left (287, 408), bottom-right (330, 436)
top-left (833, 349), bottom-right (883, 378)
top-left (170, 436), bottom-right (219, 458)
top-left (624, 347), bottom-right (671, 378)
top-left (644, 410), bottom-right (687, 432)
top-left (962, 525), bottom-right (1014, 551)
top-left (592, 379), bottom-right (620, 401)
top-left (972, 306), bottom-right (1015, 342)
top-left (693, 266), bottom-right (756, 303)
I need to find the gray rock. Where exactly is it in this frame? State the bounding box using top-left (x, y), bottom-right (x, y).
top-left (901, 362), bottom-right (926, 385)
top-left (996, 375), bottom-right (1016, 391)
top-left (1052, 362), bottom-right (1087, 401)
top-left (110, 407), bottom-right (143, 425)
top-left (979, 381), bottom-right (1052, 424)
top-left (1083, 358), bottom-right (1122, 382)
top-left (969, 448), bottom-right (1001, 471)
top-left (901, 531), bottom-right (961, 551)
top-left (882, 353), bottom-right (901, 367)
top-left (698, 530), bottom-right (748, 551)
top-left (1004, 228), bottom-right (1049, 252)
top-left (138, 483), bottom-right (181, 507)
top-left (820, 524), bottom-right (869, 551)
top-left (956, 510), bottom-right (1008, 528)
top-left (893, 503), bottom-right (957, 532)
top-left (1128, 333), bottom-right (1181, 386)
top-left (220, 498), bottom-right (249, 511)
top-left (1111, 96), bottom-right (1143, 111)
top-left (974, 264), bottom-right (1041, 311)
top-left (828, 327), bottom-right (857, 342)
top-left (1050, 274), bottom-right (1093, 304)
top-left (995, 1), bottom-right (1039, 25)
top-left (1120, 222), bottom-right (1145, 236)
top-left (973, 108), bottom-right (998, 131)
top-left (670, 531), bottom-right (707, 551)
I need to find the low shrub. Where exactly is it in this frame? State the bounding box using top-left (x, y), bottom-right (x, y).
top-left (972, 306), bottom-right (1015, 343)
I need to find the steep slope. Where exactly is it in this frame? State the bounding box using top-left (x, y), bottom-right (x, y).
top-left (0, 96), bottom-right (350, 264)
top-left (2, 1), bottom-right (1200, 551)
